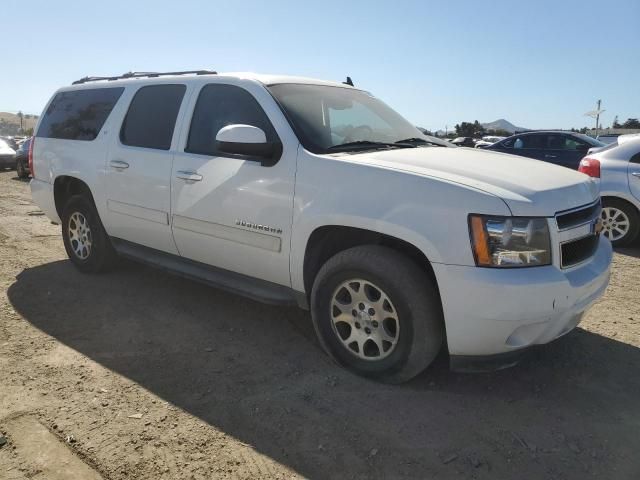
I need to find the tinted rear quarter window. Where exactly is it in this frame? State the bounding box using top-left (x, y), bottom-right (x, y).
top-left (37, 88), bottom-right (124, 141)
top-left (120, 84), bottom-right (186, 150)
top-left (186, 84), bottom-right (278, 156)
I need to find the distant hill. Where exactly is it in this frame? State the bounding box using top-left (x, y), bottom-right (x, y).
top-left (481, 119), bottom-right (528, 133)
top-left (0, 112), bottom-right (39, 136)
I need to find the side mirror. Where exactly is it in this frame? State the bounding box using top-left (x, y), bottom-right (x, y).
top-left (215, 124), bottom-right (281, 165)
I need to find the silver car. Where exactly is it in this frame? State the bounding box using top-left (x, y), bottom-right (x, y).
top-left (0, 139), bottom-right (17, 169)
top-left (579, 138), bottom-right (640, 246)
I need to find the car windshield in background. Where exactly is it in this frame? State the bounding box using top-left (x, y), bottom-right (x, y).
top-left (574, 133), bottom-right (605, 147)
top-left (268, 84), bottom-right (444, 153)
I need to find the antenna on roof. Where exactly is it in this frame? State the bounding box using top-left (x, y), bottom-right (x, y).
top-left (343, 76), bottom-right (354, 87)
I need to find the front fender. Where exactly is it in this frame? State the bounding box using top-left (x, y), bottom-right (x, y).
top-left (289, 151), bottom-right (511, 292)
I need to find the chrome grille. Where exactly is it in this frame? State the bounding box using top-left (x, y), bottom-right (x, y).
top-left (556, 200), bottom-right (601, 231)
top-left (555, 201), bottom-right (602, 268)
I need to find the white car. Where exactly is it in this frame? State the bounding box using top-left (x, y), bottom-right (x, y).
top-left (0, 139), bottom-right (16, 169)
top-left (596, 134), bottom-right (619, 145)
top-left (579, 138), bottom-right (640, 246)
top-left (475, 135), bottom-right (506, 148)
top-left (29, 71), bottom-right (612, 382)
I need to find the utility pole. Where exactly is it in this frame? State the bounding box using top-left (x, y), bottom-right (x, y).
top-left (584, 100), bottom-right (605, 138)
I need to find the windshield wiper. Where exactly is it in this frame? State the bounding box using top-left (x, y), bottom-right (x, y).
top-left (395, 137), bottom-right (446, 147)
top-left (326, 140), bottom-right (416, 152)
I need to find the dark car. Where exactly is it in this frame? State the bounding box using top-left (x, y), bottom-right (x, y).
top-left (449, 136), bottom-right (475, 147)
top-left (485, 131), bottom-right (605, 169)
top-left (15, 137), bottom-right (32, 178)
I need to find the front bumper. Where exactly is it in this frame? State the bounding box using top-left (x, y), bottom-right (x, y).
top-left (0, 154), bottom-right (15, 167)
top-left (433, 235), bottom-right (612, 358)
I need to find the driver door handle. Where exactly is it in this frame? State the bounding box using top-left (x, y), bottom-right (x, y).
top-left (176, 170), bottom-right (203, 182)
top-left (632, 172), bottom-right (640, 178)
top-left (109, 160), bottom-right (129, 170)
top-left (544, 154), bottom-right (557, 159)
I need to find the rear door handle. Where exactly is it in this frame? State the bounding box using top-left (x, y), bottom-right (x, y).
top-left (632, 172), bottom-right (640, 178)
top-left (109, 160), bottom-right (129, 170)
top-left (176, 170), bottom-right (203, 182)
top-left (544, 154), bottom-right (557, 159)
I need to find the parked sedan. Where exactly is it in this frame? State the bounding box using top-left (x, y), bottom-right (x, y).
top-left (475, 135), bottom-right (506, 148)
top-left (14, 136), bottom-right (31, 178)
top-left (596, 134), bottom-right (619, 145)
top-left (486, 131), bottom-right (605, 170)
top-left (578, 138), bottom-right (640, 246)
top-left (449, 137), bottom-right (475, 147)
top-left (0, 139), bottom-right (16, 169)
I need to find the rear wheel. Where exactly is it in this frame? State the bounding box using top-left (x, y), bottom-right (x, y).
top-left (310, 245), bottom-right (443, 383)
top-left (61, 195), bottom-right (117, 273)
top-left (601, 198), bottom-right (640, 247)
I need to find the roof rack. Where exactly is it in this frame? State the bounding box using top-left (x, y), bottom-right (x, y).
top-left (72, 70), bottom-right (217, 85)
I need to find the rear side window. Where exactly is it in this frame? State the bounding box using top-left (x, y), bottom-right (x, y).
top-left (186, 84), bottom-right (278, 156)
top-left (37, 87), bottom-right (124, 141)
top-left (120, 84), bottom-right (186, 150)
top-left (548, 135), bottom-right (587, 150)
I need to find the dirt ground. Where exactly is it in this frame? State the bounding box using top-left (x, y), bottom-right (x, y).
top-left (0, 169), bottom-right (639, 480)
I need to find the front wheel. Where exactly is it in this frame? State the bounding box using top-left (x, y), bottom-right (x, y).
top-left (310, 245), bottom-right (443, 383)
top-left (601, 198), bottom-right (640, 247)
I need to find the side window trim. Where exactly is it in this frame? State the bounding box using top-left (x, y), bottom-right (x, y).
top-left (119, 84), bottom-right (187, 151)
top-left (36, 87), bottom-right (125, 141)
top-left (183, 83), bottom-right (282, 165)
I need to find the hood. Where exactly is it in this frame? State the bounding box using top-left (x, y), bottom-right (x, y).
top-left (0, 145), bottom-right (16, 155)
top-left (344, 147), bottom-right (599, 216)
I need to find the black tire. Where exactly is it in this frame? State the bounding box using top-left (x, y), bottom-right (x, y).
top-left (602, 198), bottom-right (640, 247)
top-left (61, 194), bottom-right (117, 273)
top-left (16, 159), bottom-right (28, 179)
top-left (310, 245), bottom-right (443, 383)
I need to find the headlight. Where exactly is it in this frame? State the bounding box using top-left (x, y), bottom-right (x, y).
top-left (469, 214), bottom-right (551, 267)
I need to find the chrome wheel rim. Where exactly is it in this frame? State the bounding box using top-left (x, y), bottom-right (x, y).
top-left (330, 279), bottom-right (399, 361)
top-left (601, 207), bottom-right (630, 241)
top-left (68, 212), bottom-right (92, 260)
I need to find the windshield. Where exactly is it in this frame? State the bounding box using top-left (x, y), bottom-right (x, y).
top-left (574, 133), bottom-right (605, 147)
top-left (268, 84), bottom-right (445, 153)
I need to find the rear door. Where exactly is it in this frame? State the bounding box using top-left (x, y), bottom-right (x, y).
top-left (103, 83), bottom-right (188, 254)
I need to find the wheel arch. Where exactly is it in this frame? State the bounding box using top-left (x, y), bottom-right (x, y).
top-left (53, 175), bottom-right (97, 220)
top-left (302, 225), bottom-right (441, 304)
top-left (601, 194), bottom-right (640, 215)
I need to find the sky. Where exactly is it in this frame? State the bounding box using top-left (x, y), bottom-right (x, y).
top-left (2, 0), bottom-right (638, 131)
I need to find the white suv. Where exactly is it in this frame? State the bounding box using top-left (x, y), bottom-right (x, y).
top-left (30, 71), bottom-right (612, 382)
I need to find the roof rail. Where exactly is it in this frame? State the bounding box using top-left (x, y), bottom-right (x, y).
top-left (72, 70), bottom-right (217, 85)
